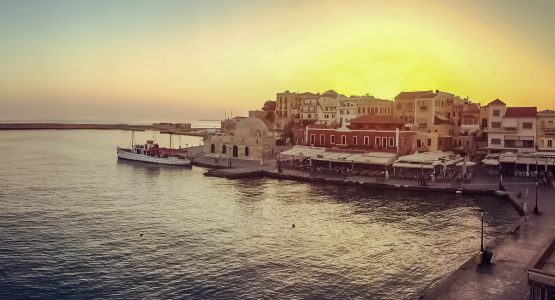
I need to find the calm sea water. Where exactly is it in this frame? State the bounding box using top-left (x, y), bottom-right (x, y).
top-left (0, 130), bottom-right (519, 299)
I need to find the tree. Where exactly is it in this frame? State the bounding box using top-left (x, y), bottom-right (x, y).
top-left (261, 100), bottom-right (276, 111)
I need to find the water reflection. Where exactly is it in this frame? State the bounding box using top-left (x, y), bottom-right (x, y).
top-left (0, 130), bottom-right (520, 299)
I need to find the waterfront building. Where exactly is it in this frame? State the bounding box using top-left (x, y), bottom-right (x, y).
top-left (303, 114), bottom-right (416, 155)
top-left (396, 90), bottom-right (467, 153)
top-left (335, 97), bottom-right (358, 126)
top-left (356, 97), bottom-right (393, 117)
top-left (275, 91), bottom-right (302, 128)
top-left (299, 93), bottom-right (320, 123)
top-left (205, 117), bottom-right (276, 161)
top-left (537, 109), bottom-right (555, 152)
top-left (315, 90), bottom-right (339, 126)
top-left (393, 90), bottom-right (432, 125)
top-left (485, 99), bottom-right (537, 153)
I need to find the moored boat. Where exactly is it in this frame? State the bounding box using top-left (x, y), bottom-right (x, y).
top-left (117, 133), bottom-right (191, 166)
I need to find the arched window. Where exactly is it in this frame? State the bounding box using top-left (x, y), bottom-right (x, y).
top-left (222, 145), bottom-right (226, 154)
top-left (211, 144), bottom-right (215, 153)
top-left (245, 146), bottom-right (249, 156)
top-left (232, 145), bottom-right (239, 157)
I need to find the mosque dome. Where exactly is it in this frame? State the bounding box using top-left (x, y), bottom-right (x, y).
top-left (233, 117), bottom-right (269, 138)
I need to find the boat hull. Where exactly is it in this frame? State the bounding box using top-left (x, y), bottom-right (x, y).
top-left (117, 148), bottom-right (191, 166)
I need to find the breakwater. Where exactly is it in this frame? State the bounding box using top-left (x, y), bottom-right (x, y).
top-left (0, 123), bottom-right (210, 136)
top-left (0, 123), bottom-right (152, 130)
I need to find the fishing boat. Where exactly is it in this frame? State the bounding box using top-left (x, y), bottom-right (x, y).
top-left (116, 132), bottom-right (191, 166)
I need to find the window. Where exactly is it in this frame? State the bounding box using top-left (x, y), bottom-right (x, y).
top-left (331, 135), bottom-right (336, 144)
top-left (232, 145), bottom-right (238, 157)
top-left (244, 147), bottom-right (249, 156)
top-left (222, 145), bottom-right (227, 154)
top-left (491, 122), bottom-right (501, 128)
top-left (382, 137), bottom-right (387, 148)
top-left (493, 110), bottom-right (500, 117)
top-left (427, 138), bottom-right (432, 146)
top-left (491, 138), bottom-right (501, 145)
top-left (364, 136), bottom-right (369, 145)
top-left (341, 135), bottom-right (347, 145)
top-left (389, 137), bottom-right (395, 147)
top-left (549, 140), bottom-right (553, 148)
top-left (375, 137), bottom-right (381, 147)
top-left (320, 134), bottom-right (325, 145)
top-left (210, 144), bottom-right (215, 153)
top-left (353, 136), bottom-right (358, 145)
top-left (522, 122), bottom-right (533, 129)
top-left (310, 134), bottom-right (315, 144)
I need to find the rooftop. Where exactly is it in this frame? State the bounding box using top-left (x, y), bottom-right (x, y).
top-left (416, 92), bottom-right (438, 99)
top-left (486, 98), bottom-right (506, 106)
top-left (395, 91), bottom-right (432, 100)
top-left (505, 107), bottom-right (537, 118)
top-left (349, 114), bottom-right (405, 125)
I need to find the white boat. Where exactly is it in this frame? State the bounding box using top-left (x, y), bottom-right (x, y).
top-left (117, 132), bottom-right (191, 166)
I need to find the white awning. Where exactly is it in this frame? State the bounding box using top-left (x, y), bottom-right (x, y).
top-left (280, 146), bottom-right (326, 159)
top-left (481, 159), bottom-right (499, 166)
top-left (392, 162), bottom-right (435, 169)
top-left (516, 157), bottom-right (537, 165)
top-left (312, 151), bottom-right (356, 162)
top-left (456, 161), bottom-right (477, 167)
top-left (499, 153), bottom-right (517, 163)
top-left (352, 152), bottom-right (397, 166)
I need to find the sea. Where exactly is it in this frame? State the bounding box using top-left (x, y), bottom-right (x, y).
top-left (0, 129), bottom-right (520, 299)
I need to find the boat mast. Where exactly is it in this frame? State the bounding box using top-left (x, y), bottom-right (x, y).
top-left (131, 130), bottom-right (135, 147)
top-left (170, 134), bottom-right (172, 149)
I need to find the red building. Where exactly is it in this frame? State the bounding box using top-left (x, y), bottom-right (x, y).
top-left (304, 115), bottom-right (416, 155)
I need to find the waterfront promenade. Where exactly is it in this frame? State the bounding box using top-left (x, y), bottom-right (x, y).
top-left (195, 156), bottom-right (554, 299)
top-left (421, 177), bottom-right (553, 300)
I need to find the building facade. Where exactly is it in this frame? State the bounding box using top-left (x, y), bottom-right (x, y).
top-left (537, 109), bottom-right (555, 152)
top-left (486, 99), bottom-right (537, 153)
top-left (304, 115), bottom-right (416, 155)
top-left (205, 117), bottom-right (276, 161)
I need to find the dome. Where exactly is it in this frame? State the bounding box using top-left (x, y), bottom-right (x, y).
top-left (233, 117), bottom-right (269, 138)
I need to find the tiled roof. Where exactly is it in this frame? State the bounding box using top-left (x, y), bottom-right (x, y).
top-left (349, 114), bottom-right (405, 124)
top-left (487, 98), bottom-right (506, 106)
top-left (417, 92), bottom-right (438, 99)
top-left (395, 91), bottom-right (432, 100)
top-left (307, 124), bottom-right (339, 129)
top-left (504, 107), bottom-right (537, 118)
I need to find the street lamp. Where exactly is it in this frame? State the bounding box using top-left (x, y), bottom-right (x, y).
top-left (534, 179), bottom-right (539, 215)
top-left (480, 210), bottom-right (485, 252)
top-left (534, 158), bottom-right (539, 215)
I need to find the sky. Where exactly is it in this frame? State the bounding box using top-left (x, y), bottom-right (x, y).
top-left (1, 0), bottom-right (554, 121)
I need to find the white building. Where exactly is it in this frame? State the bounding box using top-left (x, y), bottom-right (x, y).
top-left (537, 109), bottom-right (555, 152)
top-left (486, 99), bottom-right (537, 153)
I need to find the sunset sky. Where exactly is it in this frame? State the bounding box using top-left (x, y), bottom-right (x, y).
top-left (1, 0), bottom-right (554, 121)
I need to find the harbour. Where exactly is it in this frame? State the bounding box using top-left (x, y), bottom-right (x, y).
top-left (0, 129), bottom-right (522, 299)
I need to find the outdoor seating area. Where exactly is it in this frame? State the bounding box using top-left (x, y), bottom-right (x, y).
top-left (277, 146), bottom-right (396, 178)
top-left (391, 151), bottom-right (471, 183)
top-left (277, 147), bottom-right (478, 183)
